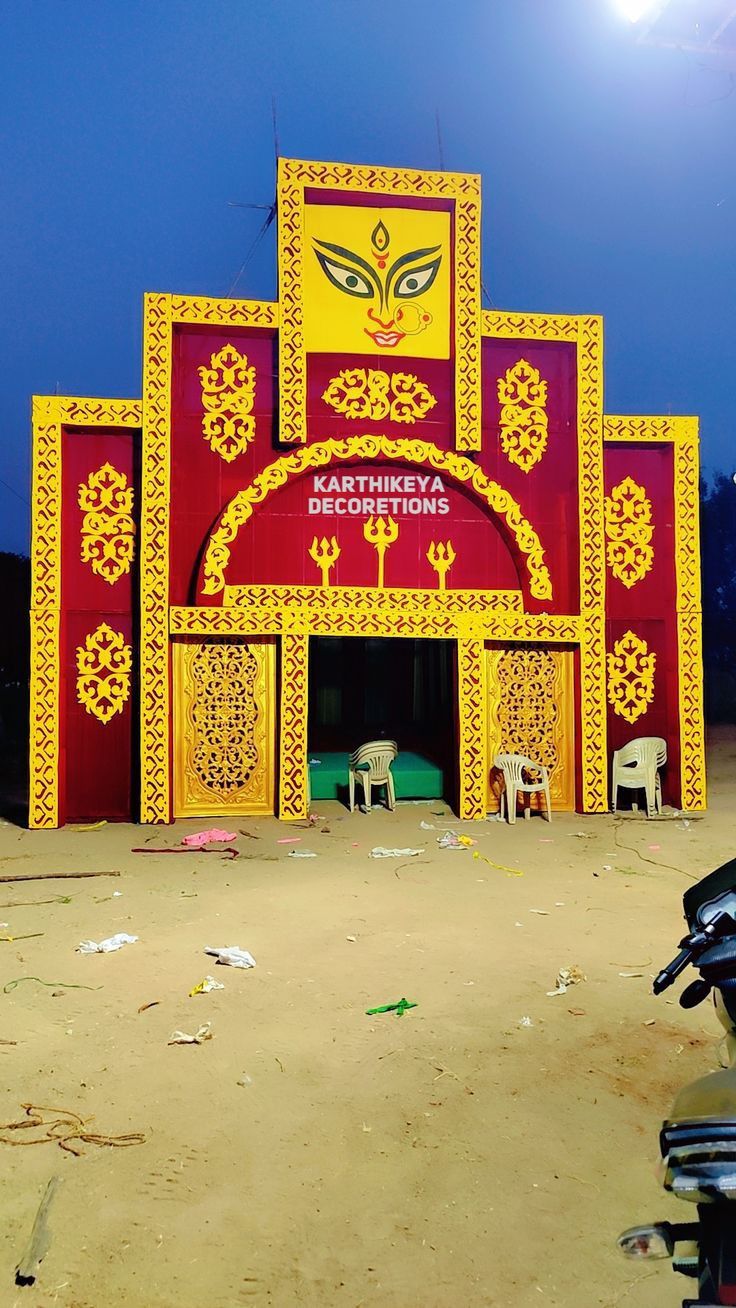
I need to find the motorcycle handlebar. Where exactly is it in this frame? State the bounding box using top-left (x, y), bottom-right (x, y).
top-left (653, 944), bottom-right (697, 995)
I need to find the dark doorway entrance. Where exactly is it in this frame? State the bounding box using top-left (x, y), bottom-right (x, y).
top-left (307, 637), bottom-right (455, 806)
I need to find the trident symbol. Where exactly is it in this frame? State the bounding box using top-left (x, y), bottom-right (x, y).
top-left (308, 536), bottom-right (341, 586)
top-left (363, 515), bottom-right (399, 588)
top-left (426, 540), bottom-right (456, 590)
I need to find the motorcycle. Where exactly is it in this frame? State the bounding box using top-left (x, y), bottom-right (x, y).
top-left (618, 855), bottom-right (736, 1305)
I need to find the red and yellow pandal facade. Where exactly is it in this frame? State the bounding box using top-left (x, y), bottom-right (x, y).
top-left (28, 158), bottom-right (705, 827)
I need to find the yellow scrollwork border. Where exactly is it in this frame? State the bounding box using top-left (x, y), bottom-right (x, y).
top-left (200, 435), bottom-right (552, 601)
top-left (277, 157), bottom-right (481, 451)
top-left (604, 414), bottom-right (705, 810)
top-left (171, 598), bottom-right (581, 643)
top-left (29, 396), bottom-right (141, 828)
top-left (484, 311), bottom-right (607, 812)
top-left (140, 293), bottom-right (277, 823)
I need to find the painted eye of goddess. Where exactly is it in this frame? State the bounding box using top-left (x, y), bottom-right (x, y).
top-left (314, 250), bottom-right (375, 299)
top-left (394, 258), bottom-right (441, 300)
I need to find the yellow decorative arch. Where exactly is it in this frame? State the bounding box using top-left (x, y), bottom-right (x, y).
top-left (200, 434), bottom-right (552, 599)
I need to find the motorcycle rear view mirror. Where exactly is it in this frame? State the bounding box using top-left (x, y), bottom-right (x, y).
top-left (683, 856), bottom-right (736, 931)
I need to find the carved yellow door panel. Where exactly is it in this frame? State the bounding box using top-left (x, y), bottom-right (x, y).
top-left (174, 638), bottom-right (276, 818)
top-left (486, 645), bottom-right (575, 812)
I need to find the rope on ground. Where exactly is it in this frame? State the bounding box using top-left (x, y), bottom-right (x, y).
top-left (613, 821), bottom-right (698, 880)
top-left (0, 1104), bottom-right (146, 1155)
top-left (3, 977), bottom-right (102, 994)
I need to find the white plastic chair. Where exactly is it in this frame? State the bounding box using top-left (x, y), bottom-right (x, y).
top-left (611, 737), bottom-right (667, 818)
top-left (494, 753), bottom-right (552, 824)
top-left (348, 740), bottom-right (398, 812)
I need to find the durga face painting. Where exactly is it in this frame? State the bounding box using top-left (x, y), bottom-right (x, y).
top-left (302, 203), bottom-right (451, 359)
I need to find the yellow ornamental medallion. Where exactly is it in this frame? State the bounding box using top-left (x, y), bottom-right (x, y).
top-left (606, 630), bottom-right (656, 724)
top-left (497, 359), bottom-right (549, 472)
top-left (78, 464), bottom-right (135, 585)
top-left (76, 624), bottom-right (132, 724)
top-left (198, 344), bottom-right (256, 462)
top-left (604, 476), bottom-right (654, 588)
top-left (322, 368), bottom-right (437, 424)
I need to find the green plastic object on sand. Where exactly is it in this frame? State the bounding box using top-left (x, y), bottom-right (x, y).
top-left (365, 998), bottom-right (418, 1017)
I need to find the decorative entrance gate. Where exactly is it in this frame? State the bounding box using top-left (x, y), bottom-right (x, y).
top-left (486, 645), bottom-right (575, 811)
top-left (173, 638), bottom-right (276, 817)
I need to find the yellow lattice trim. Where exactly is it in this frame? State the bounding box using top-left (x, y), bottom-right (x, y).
top-left (458, 640), bottom-right (486, 819)
top-left (76, 623), bottom-right (132, 724)
top-left (603, 415), bottom-right (698, 443)
top-left (29, 608), bottom-right (59, 828)
top-left (322, 368), bottom-right (437, 424)
top-left (140, 293), bottom-right (173, 822)
top-left (279, 633), bottom-right (309, 819)
top-left (170, 296), bottom-right (278, 327)
top-left (201, 435), bottom-right (552, 601)
top-left (483, 310), bottom-right (607, 811)
top-left (674, 432), bottom-right (706, 809)
top-left (483, 310), bottom-right (580, 342)
top-left (78, 464), bottom-right (136, 584)
top-left (277, 158), bottom-right (481, 450)
top-left (604, 476), bottom-right (654, 589)
top-left (607, 630), bottom-right (656, 724)
top-left (171, 599), bottom-right (580, 643)
top-left (29, 395), bottom-right (140, 829)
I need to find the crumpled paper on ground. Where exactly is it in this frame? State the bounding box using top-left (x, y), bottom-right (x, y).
top-left (205, 946), bottom-right (256, 969)
top-left (547, 965), bottom-right (587, 997)
top-left (189, 975), bottom-right (225, 996)
top-left (168, 1021), bottom-right (213, 1045)
top-left (369, 847), bottom-right (424, 858)
top-left (182, 828), bottom-right (236, 847)
top-left (77, 933), bottom-right (139, 954)
top-left (288, 848), bottom-right (317, 858)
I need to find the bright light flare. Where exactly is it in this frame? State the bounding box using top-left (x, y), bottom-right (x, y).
top-left (615, 0), bottom-right (659, 22)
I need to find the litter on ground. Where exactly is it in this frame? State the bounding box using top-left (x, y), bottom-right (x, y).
top-left (189, 975), bottom-right (225, 996)
top-left (205, 946), bottom-right (256, 969)
top-left (168, 1022), bottom-right (213, 1046)
top-left (369, 847), bottom-right (423, 858)
top-left (77, 933), bottom-right (139, 954)
top-left (182, 829), bottom-right (236, 847)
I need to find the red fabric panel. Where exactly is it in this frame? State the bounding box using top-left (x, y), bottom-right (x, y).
top-left (169, 325), bottom-right (278, 605)
top-left (306, 353), bottom-right (454, 449)
top-left (479, 338), bottom-right (579, 615)
top-left (59, 428), bottom-right (138, 822)
top-left (604, 443), bottom-right (680, 807)
top-left (61, 610), bottom-right (136, 821)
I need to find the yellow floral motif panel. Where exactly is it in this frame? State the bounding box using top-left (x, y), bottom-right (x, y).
top-left (604, 476), bottom-right (654, 588)
top-left (497, 359), bottom-right (549, 473)
top-left (76, 623), bottom-right (132, 724)
top-left (303, 204), bottom-right (451, 359)
top-left (322, 369), bottom-right (437, 425)
top-left (198, 344), bottom-right (256, 462)
top-left (78, 463), bottom-right (136, 585)
top-left (607, 630), bottom-right (656, 725)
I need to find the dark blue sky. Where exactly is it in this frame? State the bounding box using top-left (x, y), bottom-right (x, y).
top-left (2, 0), bottom-right (735, 554)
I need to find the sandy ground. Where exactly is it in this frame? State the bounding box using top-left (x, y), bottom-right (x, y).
top-left (0, 730), bottom-right (734, 1308)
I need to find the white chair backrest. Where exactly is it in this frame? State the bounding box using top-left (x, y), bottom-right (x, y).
top-left (349, 740), bottom-right (398, 775)
top-left (615, 738), bottom-right (659, 768)
top-left (633, 736), bottom-right (667, 767)
top-left (494, 752), bottom-right (545, 783)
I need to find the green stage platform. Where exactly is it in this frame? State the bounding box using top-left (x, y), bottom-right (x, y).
top-left (308, 751), bottom-right (444, 802)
